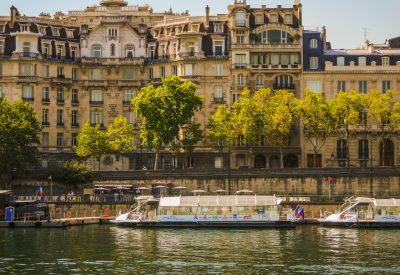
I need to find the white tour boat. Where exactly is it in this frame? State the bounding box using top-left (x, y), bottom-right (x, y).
top-left (111, 195), bottom-right (294, 228)
top-left (319, 197), bottom-right (400, 228)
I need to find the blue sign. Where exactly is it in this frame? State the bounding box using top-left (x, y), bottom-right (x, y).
top-left (5, 207), bottom-right (15, 222)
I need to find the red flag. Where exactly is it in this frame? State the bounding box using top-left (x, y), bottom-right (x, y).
top-left (328, 177), bottom-right (335, 182)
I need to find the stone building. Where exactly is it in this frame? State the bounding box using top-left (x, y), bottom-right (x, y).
top-left (0, 0), bottom-right (399, 171)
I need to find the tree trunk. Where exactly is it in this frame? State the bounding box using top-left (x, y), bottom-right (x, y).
top-left (382, 127), bottom-right (385, 166)
top-left (346, 128), bottom-right (350, 168)
top-left (313, 150), bottom-right (317, 168)
top-left (280, 147), bottom-right (284, 168)
top-left (121, 154), bottom-right (124, 171)
top-left (154, 151), bottom-right (159, 170)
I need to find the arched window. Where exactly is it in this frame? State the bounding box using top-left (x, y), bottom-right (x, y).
top-left (125, 45), bottom-right (135, 58)
top-left (91, 44), bottom-right (102, 58)
top-left (256, 75), bottom-right (264, 87)
top-left (274, 75), bottom-right (294, 89)
top-left (110, 44), bottom-right (116, 57)
top-left (235, 11), bottom-right (246, 26)
top-left (258, 30), bottom-right (293, 44)
top-left (310, 39), bottom-right (318, 49)
top-left (237, 74), bottom-right (245, 86)
top-left (23, 42), bottom-right (31, 53)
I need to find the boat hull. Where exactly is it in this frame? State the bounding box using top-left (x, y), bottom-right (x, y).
top-left (320, 221), bottom-right (400, 228)
top-left (113, 220), bottom-right (295, 228)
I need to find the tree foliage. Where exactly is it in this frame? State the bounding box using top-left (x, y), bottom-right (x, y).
top-left (107, 115), bottom-right (136, 154)
top-left (55, 160), bottom-right (93, 187)
top-left (132, 76), bottom-right (203, 169)
top-left (0, 99), bottom-right (40, 179)
top-left (296, 90), bottom-right (336, 167)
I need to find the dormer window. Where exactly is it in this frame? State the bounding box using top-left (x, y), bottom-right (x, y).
top-left (0, 41), bottom-right (4, 55)
top-left (382, 56), bottom-right (390, 66)
top-left (358, 56), bottom-right (366, 66)
top-left (235, 11), bottom-right (246, 26)
top-left (39, 26), bottom-right (47, 35)
top-left (255, 14), bottom-right (264, 25)
top-left (126, 45), bottom-right (135, 58)
top-left (21, 25), bottom-right (29, 32)
top-left (0, 25), bottom-right (5, 33)
top-left (108, 28), bottom-right (118, 37)
top-left (284, 14), bottom-right (293, 24)
top-left (191, 24), bottom-right (199, 32)
top-left (92, 44), bottom-right (102, 58)
top-left (66, 29), bottom-right (74, 38)
top-left (166, 28), bottom-right (171, 36)
top-left (52, 28), bottom-right (60, 36)
top-left (214, 23), bottom-right (223, 33)
top-left (177, 27), bottom-right (182, 34)
top-left (23, 42), bottom-right (31, 53)
top-left (337, 56), bottom-right (345, 66)
top-left (110, 44), bottom-right (116, 57)
top-left (310, 39), bottom-right (318, 49)
top-left (42, 43), bottom-right (51, 57)
top-left (154, 30), bottom-right (159, 37)
top-left (270, 13), bottom-right (278, 23)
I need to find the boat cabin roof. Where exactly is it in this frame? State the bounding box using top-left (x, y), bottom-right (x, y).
top-left (355, 197), bottom-right (400, 207)
top-left (159, 195), bottom-right (281, 207)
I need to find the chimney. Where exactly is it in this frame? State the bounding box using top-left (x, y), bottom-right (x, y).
top-left (321, 26), bottom-right (327, 50)
top-left (205, 5), bottom-right (210, 30)
top-left (10, 6), bottom-right (19, 27)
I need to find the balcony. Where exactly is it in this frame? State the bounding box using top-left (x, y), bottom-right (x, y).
top-left (13, 52), bottom-right (39, 60)
top-left (233, 63), bottom-right (247, 69)
top-left (17, 76), bottom-right (39, 83)
top-left (42, 98), bottom-right (50, 104)
top-left (145, 55), bottom-right (171, 64)
top-left (71, 100), bottom-right (79, 105)
top-left (57, 122), bottom-right (65, 127)
top-left (118, 79), bottom-right (141, 86)
top-left (42, 121), bottom-right (50, 127)
top-left (22, 97), bottom-right (34, 102)
top-left (178, 52), bottom-right (204, 60)
top-left (231, 42), bottom-right (301, 51)
top-left (250, 64), bottom-right (301, 70)
top-left (273, 83), bottom-right (295, 90)
top-left (84, 80), bottom-right (107, 87)
top-left (57, 99), bottom-right (65, 105)
top-left (213, 97), bottom-right (225, 103)
top-left (71, 123), bottom-right (80, 128)
top-left (81, 57), bottom-right (144, 66)
top-left (43, 54), bottom-right (80, 63)
top-left (123, 100), bottom-right (132, 105)
top-left (90, 100), bottom-right (104, 105)
top-left (205, 55), bottom-right (229, 60)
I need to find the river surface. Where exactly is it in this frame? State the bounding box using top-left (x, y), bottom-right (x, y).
top-left (0, 225), bottom-right (399, 274)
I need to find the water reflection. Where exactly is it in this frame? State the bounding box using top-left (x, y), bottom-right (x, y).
top-left (0, 226), bottom-right (400, 274)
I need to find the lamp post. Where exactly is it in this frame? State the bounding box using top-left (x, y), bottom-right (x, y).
top-left (330, 153), bottom-right (335, 168)
top-left (48, 176), bottom-right (53, 198)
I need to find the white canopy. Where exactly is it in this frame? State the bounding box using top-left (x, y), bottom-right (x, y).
top-left (159, 195), bottom-right (280, 207)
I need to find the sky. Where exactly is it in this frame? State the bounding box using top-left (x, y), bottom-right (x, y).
top-left (1, 0), bottom-right (399, 49)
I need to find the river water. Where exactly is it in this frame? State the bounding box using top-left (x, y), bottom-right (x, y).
top-left (0, 225), bottom-right (399, 274)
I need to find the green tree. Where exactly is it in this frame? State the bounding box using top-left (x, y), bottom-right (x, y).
top-left (0, 99), bottom-right (40, 183)
top-left (55, 160), bottom-right (93, 187)
top-left (297, 90), bottom-right (336, 167)
top-left (366, 90), bottom-right (400, 166)
top-left (132, 76), bottom-right (203, 169)
top-left (107, 116), bottom-right (136, 168)
top-left (76, 122), bottom-right (110, 171)
top-left (329, 91), bottom-right (365, 167)
top-left (260, 89), bottom-right (298, 168)
top-left (181, 122), bottom-right (203, 168)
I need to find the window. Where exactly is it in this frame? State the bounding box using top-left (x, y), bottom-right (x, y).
top-left (337, 139), bottom-right (347, 167)
top-left (90, 90), bottom-right (103, 103)
top-left (0, 86), bottom-right (3, 99)
top-left (172, 65), bottom-right (178, 76)
top-left (42, 43), bottom-right (50, 57)
top-left (21, 25), bottom-right (29, 32)
top-left (214, 86), bottom-right (223, 102)
top-left (275, 75), bottom-right (294, 89)
top-left (237, 74), bottom-right (245, 86)
top-left (284, 14), bottom-right (292, 24)
top-left (22, 85), bottom-right (33, 99)
top-left (270, 14), bottom-right (278, 23)
top-left (214, 23), bottom-right (223, 33)
top-left (57, 88), bottom-right (64, 103)
top-left (110, 44), bottom-right (116, 57)
top-left (358, 56), bottom-right (366, 66)
top-left (20, 64), bottom-right (34, 76)
top-left (256, 75), bottom-right (264, 87)
top-left (184, 64), bottom-right (194, 76)
top-left (71, 111), bottom-right (78, 126)
top-left (39, 26), bottom-right (46, 35)
top-left (71, 133), bottom-right (78, 147)
top-left (306, 81), bottom-right (322, 92)
top-left (382, 57), bottom-right (390, 66)
top-left (23, 42), bottom-right (31, 54)
top-left (124, 90), bottom-right (135, 103)
top-left (310, 57), bottom-right (318, 70)
top-left (258, 30), bottom-right (293, 44)
top-left (57, 66), bottom-right (64, 78)
top-left (337, 57), bottom-right (345, 66)
top-left (359, 81), bottom-right (367, 94)
top-left (43, 65), bottom-right (49, 78)
top-left (235, 54), bottom-right (246, 68)
top-left (358, 140), bottom-right (369, 168)
top-left (382, 81), bottom-right (390, 94)
top-left (56, 133), bottom-right (63, 147)
top-left (42, 133), bottom-right (49, 147)
top-left (123, 67), bottom-right (138, 80)
top-left (72, 68), bottom-right (78, 80)
top-left (108, 28), bottom-right (118, 37)
top-left (359, 110), bottom-right (367, 125)
top-left (91, 68), bottom-right (102, 80)
top-left (0, 25), bottom-right (5, 33)
top-left (71, 47), bottom-right (77, 60)
top-left (90, 111), bottom-right (103, 125)
top-left (125, 45), bottom-right (135, 58)
top-left (72, 89), bottom-right (79, 103)
top-left (160, 66), bottom-right (166, 78)
top-left (337, 81), bottom-right (346, 92)
top-left (0, 41), bottom-right (4, 55)
top-left (92, 45), bottom-right (102, 58)
top-left (310, 39), bottom-right (318, 49)
top-left (124, 111), bottom-right (135, 124)
top-left (235, 11), bottom-right (246, 26)
top-left (215, 64), bottom-right (223, 76)
top-left (52, 28), bottom-right (60, 36)
top-left (56, 110), bottom-right (64, 126)
top-left (214, 41), bottom-right (224, 56)
top-left (0, 64), bottom-right (2, 78)
top-left (42, 87), bottom-right (50, 102)
top-left (255, 14), bottom-right (264, 25)
top-left (148, 68), bottom-right (153, 79)
top-left (56, 45), bottom-right (63, 59)
top-left (191, 24), bottom-right (199, 32)
top-left (66, 29), bottom-right (74, 38)
top-left (42, 109), bottom-right (49, 125)
top-left (236, 30), bottom-right (245, 44)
